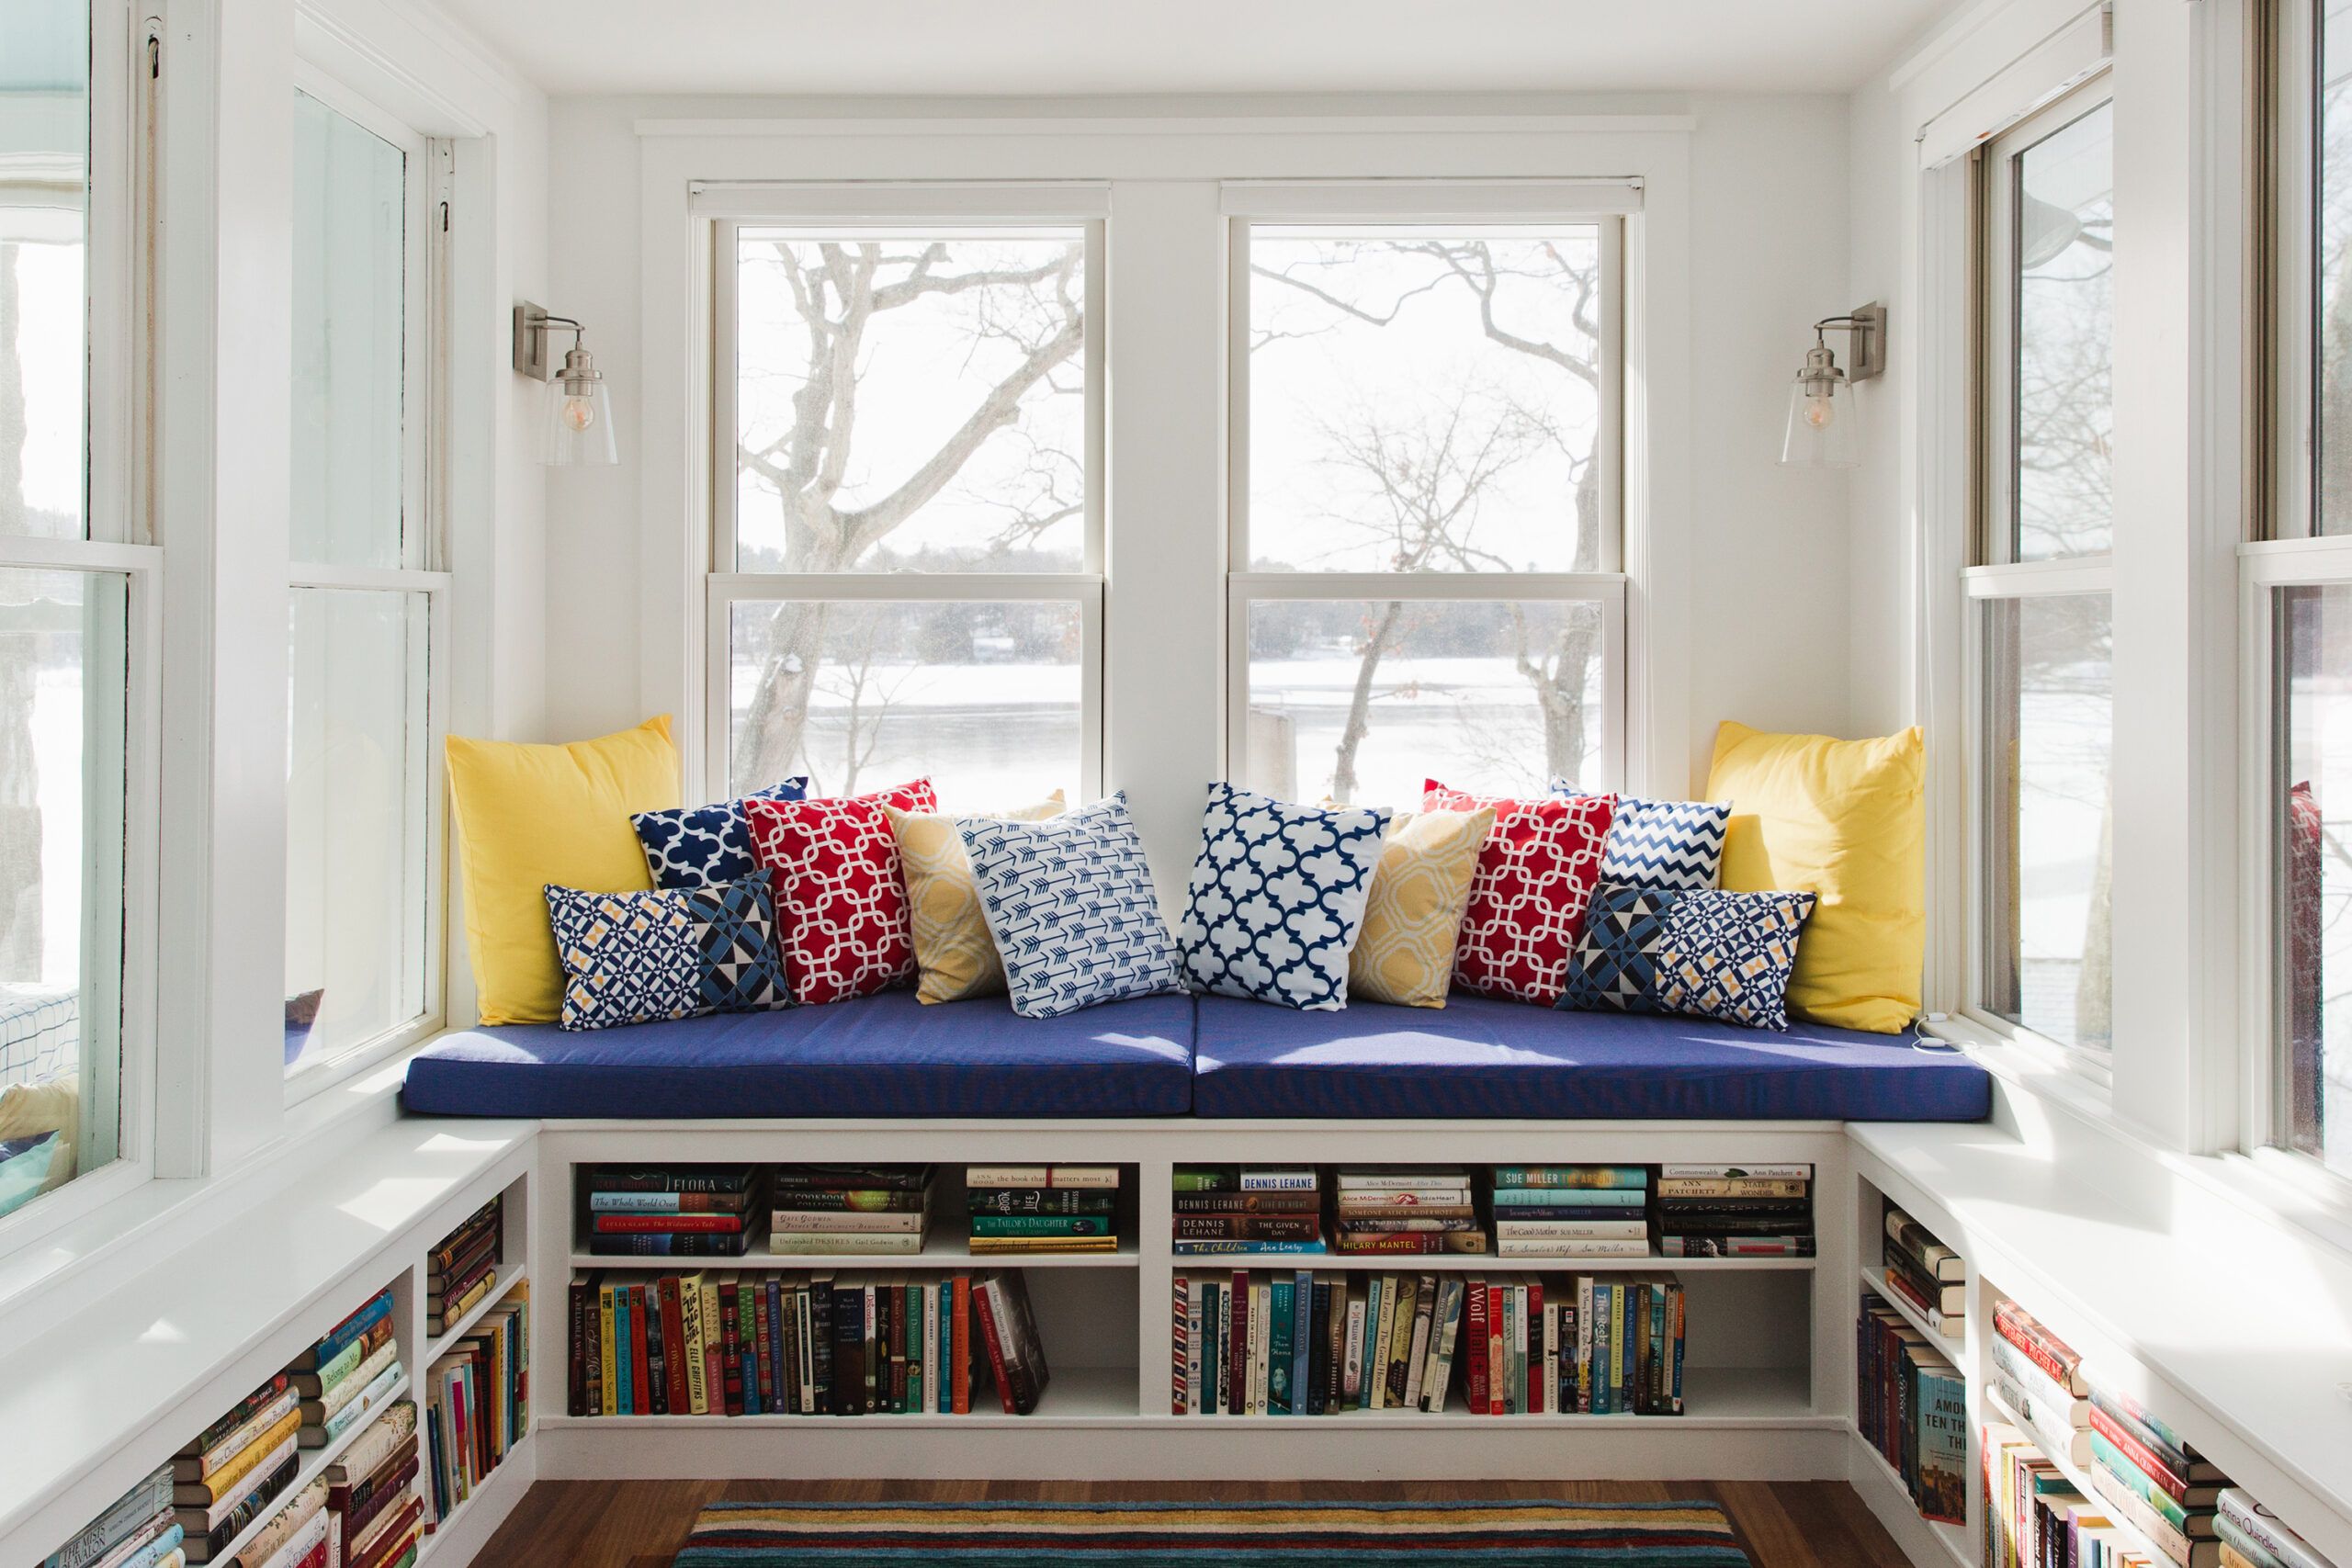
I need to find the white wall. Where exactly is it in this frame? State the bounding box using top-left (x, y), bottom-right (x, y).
top-left (541, 92), bottom-right (1859, 848)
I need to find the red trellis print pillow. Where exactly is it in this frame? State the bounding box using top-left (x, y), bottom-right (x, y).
top-left (1423, 780), bottom-right (1615, 1007)
top-left (745, 778), bottom-right (938, 1006)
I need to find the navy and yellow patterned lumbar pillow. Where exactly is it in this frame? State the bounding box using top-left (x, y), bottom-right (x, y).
top-left (544, 871), bottom-right (791, 1031)
top-left (1177, 782), bottom-right (1391, 1010)
top-left (1557, 883), bottom-right (1816, 1031)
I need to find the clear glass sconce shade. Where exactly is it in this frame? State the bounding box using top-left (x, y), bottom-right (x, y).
top-left (1781, 376), bottom-right (1858, 468)
top-left (544, 367), bottom-right (618, 467)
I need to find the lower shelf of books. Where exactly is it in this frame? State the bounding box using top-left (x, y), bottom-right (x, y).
top-left (545, 1362), bottom-right (1141, 1428)
top-left (1175, 1364), bottom-right (1818, 1427)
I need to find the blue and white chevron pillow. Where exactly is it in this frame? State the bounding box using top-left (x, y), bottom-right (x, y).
top-left (632, 778), bottom-right (808, 890)
top-left (1178, 783), bottom-right (1390, 1010)
top-left (960, 793), bottom-right (1185, 1020)
top-left (1552, 782), bottom-right (1729, 892)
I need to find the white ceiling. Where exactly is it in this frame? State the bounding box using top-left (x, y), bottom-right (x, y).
top-left (436, 0), bottom-right (1955, 98)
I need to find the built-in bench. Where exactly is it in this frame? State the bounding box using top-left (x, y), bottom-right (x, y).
top-left (400, 995), bottom-right (1992, 1122)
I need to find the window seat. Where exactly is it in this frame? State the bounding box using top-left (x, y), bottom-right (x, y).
top-left (399, 990), bottom-right (1198, 1119)
top-left (1193, 994), bottom-right (1990, 1120)
top-left (401, 993), bottom-right (1989, 1122)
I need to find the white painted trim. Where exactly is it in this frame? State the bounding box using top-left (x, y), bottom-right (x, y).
top-left (1217, 179), bottom-right (1644, 219)
top-left (1915, 2), bottom-right (2110, 171)
top-left (693, 180), bottom-right (1110, 220)
top-left (638, 115), bottom-right (1704, 141)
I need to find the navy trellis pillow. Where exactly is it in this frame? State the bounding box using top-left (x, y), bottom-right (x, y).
top-left (545, 871), bottom-right (791, 1031)
top-left (1558, 883), bottom-right (1816, 1031)
top-left (1552, 780), bottom-right (1729, 892)
top-left (632, 779), bottom-right (808, 889)
top-left (1177, 783), bottom-right (1391, 1011)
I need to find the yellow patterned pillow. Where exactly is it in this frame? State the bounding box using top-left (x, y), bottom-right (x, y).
top-left (885, 795), bottom-right (1066, 1004)
top-left (1349, 807), bottom-right (1496, 1009)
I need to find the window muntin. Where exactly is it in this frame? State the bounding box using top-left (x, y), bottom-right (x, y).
top-left (1980, 592), bottom-right (2114, 1055)
top-left (283, 85), bottom-right (442, 1087)
top-left (1230, 218), bottom-right (1625, 808)
top-left (715, 217), bottom-right (1102, 807)
top-left (2315, 0), bottom-right (2352, 533)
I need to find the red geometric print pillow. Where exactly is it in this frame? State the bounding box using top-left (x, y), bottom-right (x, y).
top-left (1422, 780), bottom-right (1616, 1007)
top-left (744, 778), bottom-right (938, 1006)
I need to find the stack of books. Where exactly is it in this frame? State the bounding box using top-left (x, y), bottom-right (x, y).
top-left (1655, 1163), bottom-right (1814, 1257)
top-left (1330, 1168), bottom-right (1485, 1257)
top-left (1882, 1202), bottom-right (1962, 1339)
top-left (426, 1195), bottom-right (501, 1337)
top-left (1489, 1166), bottom-right (1648, 1258)
top-left (2217, 1489), bottom-right (2338, 1568)
top-left (170, 1370), bottom-right (300, 1564)
top-left (323, 1403), bottom-right (421, 1568)
top-left (583, 1164), bottom-right (759, 1258)
top-left (1984, 1422), bottom-right (2129, 1566)
top-left (424, 1281), bottom-right (528, 1529)
top-left (771, 1165), bottom-right (933, 1257)
top-left (1860, 1292), bottom-right (1964, 1525)
top-left (965, 1165), bottom-right (1118, 1256)
top-left (220, 1474), bottom-right (326, 1568)
top-left (52, 1463), bottom-right (176, 1568)
top-left (564, 1268), bottom-right (1049, 1416)
top-left (1168, 1270), bottom-right (1684, 1416)
top-left (295, 1289), bottom-right (403, 1454)
top-left (1990, 1294), bottom-right (2089, 1467)
top-left (2077, 1353), bottom-right (2229, 1567)
top-left (1172, 1167), bottom-right (1324, 1256)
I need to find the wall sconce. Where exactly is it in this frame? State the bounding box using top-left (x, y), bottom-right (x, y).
top-left (514, 302), bottom-right (619, 467)
top-left (1780, 303), bottom-right (1886, 469)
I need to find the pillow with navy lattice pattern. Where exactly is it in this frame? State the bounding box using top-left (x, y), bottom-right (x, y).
top-left (1552, 781), bottom-right (1729, 892)
top-left (632, 779), bottom-right (808, 890)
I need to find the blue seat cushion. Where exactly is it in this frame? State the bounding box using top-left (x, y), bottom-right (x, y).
top-left (1191, 994), bottom-right (1990, 1121)
top-left (401, 990), bottom-right (1195, 1119)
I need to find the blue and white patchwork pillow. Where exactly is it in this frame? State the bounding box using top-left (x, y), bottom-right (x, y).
top-left (632, 779), bottom-right (808, 890)
top-left (1552, 781), bottom-right (1729, 892)
top-left (1557, 883), bottom-right (1816, 1031)
top-left (960, 794), bottom-right (1185, 1020)
top-left (1177, 783), bottom-right (1390, 1010)
top-left (545, 871), bottom-right (792, 1031)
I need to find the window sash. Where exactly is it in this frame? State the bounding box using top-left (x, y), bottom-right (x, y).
top-left (1975, 74), bottom-right (2115, 569)
top-left (1225, 213), bottom-right (1627, 579)
top-left (709, 214), bottom-right (1107, 579)
top-left (1225, 573), bottom-right (1628, 796)
top-left (705, 573), bottom-right (1105, 803)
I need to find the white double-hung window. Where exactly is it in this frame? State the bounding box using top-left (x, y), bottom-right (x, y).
top-left (704, 186), bottom-right (1104, 809)
top-left (1966, 82), bottom-right (2117, 1069)
top-left (1225, 185), bottom-right (1628, 807)
top-left (282, 75), bottom-right (448, 1085)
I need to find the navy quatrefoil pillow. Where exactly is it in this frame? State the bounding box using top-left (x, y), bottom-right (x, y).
top-left (1177, 783), bottom-right (1392, 1011)
top-left (632, 779), bottom-right (808, 890)
top-left (545, 871), bottom-right (791, 1031)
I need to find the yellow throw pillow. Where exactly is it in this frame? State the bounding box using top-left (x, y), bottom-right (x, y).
top-left (447, 716), bottom-right (681, 1025)
top-left (1349, 807), bottom-right (1496, 1009)
top-left (1705, 721), bottom-right (1925, 1034)
top-left (885, 794), bottom-right (1067, 1004)
top-left (0, 1077), bottom-right (78, 1193)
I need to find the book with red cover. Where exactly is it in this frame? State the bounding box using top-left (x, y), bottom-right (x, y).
top-left (1228, 1271), bottom-right (1250, 1416)
top-left (1464, 1280), bottom-right (1489, 1415)
top-left (1993, 1299), bottom-right (2086, 1395)
top-left (952, 1274), bottom-right (972, 1415)
top-left (1486, 1283), bottom-right (1506, 1415)
top-left (660, 1277), bottom-right (690, 1414)
top-left (1526, 1279), bottom-right (1545, 1414)
top-left (592, 1213), bottom-right (747, 1234)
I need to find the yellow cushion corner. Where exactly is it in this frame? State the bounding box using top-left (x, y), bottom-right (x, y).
top-left (1349, 807), bottom-right (1496, 1010)
top-left (886, 793), bottom-right (1066, 1005)
top-left (446, 716), bottom-right (681, 1025)
top-left (1705, 720), bottom-right (1924, 1034)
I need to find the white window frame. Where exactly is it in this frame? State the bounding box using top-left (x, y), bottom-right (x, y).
top-left (0, 0), bottom-right (164, 1243)
top-left (697, 186), bottom-right (1109, 804)
top-left (1222, 189), bottom-right (1634, 797)
top-left (280, 65), bottom-right (453, 1100)
top-left (1957, 76), bottom-right (2119, 1085)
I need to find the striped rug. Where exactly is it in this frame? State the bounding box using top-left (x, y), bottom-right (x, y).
top-left (673, 1498), bottom-right (1755, 1564)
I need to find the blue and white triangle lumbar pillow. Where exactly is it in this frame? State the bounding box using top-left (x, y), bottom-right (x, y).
top-left (1178, 782), bottom-right (1391, 1011)
top-left (1552, 781), bottom-right (1729, 892)
top-left (960, 793), bottom-right (1185, 1021)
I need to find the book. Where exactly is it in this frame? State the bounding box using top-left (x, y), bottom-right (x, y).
top-left (592, 1213), bottom-right (746, 1234)
top-left (971, 1213), bottom-right (1113, 1237)
top-left (173, 1392), bottom-right (300, 1482)
top-left (1497, 1236), bottom-right (1647, 1258)
top-left (1883, 1204), bottom-right (1963, 1283)
top-left (1238, 1168), bottom-right (1317, 1190)
top-left (968, 1235), bottom-right (1117, 1254)
top-left (770, 1232), bottom-right (926, 1255)
top-left (1493, 1218), bottom-right (1648, 1239)
top-left (427, 1269), bottom-right (498, 1335)
top-left (771, 1165), bottom-right (931, 1191)
top-left (1334, 1170), bottom-right (1471, 1190)
top-left (1487, 1186), bottom-right (1646, 1208)
top-left (969, 1187), bottom-right (1116, 1214)
top-left (585, 1164), bottom-right (762, 1193)
top-left (2216, 1490), bottom-right (2333, 1568)
top-left (324, 1402), bottom-right (417, 1485)
top-left (973, 1271), bottom-right (1052, 1414)
top-left (1658, 1235), bottom-right (1815, 1257)
top-left (587, 1189), bottom-right (755, 1213)
top-left (2090, 1455), bottom-right (2215, 1567)
top-left (1489, 1166), bottom-right (1650, 1188)
top-left (171, 1411), bottom-right (301, 1505)
top-left (587, 1231), bottom-right (753, 1258)
top-left (1172, 1238), bottom-right (1328, 1255)
top-left (1656, 1176), bottom-right (1811, 1199)
top-left (1657, 1164), bottom-right (1811, 1179)
top-left (1177, 1213), bottom-right (1320, 1239)
top-left (964, 1165), bottom-right (1119, 1189)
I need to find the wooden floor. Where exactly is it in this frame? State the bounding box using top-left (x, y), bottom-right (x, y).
top-left (476, 1478), bottom-right (1912, 1567)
